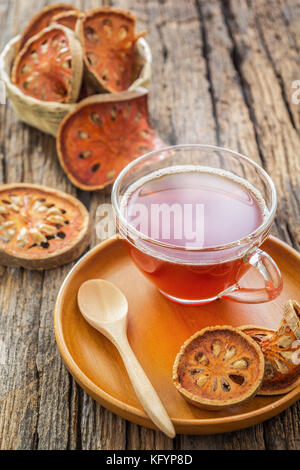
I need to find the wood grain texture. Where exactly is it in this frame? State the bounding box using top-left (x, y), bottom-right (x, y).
top-left (0, 0), bottom-right (299, 450)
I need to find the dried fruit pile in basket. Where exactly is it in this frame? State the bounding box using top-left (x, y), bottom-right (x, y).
top-left (173, 300), bottom-right (300, 409)
top-left (12, 5), bottom-right (149, 102)
top-left (4, 5), bottom-right (161, 191)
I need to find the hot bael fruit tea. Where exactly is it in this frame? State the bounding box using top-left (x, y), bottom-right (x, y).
top-left (121, 166), bottom-right (268, 303)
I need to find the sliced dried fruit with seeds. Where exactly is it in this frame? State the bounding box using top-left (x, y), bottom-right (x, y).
top-left (283, 300), bottom-right (300, 340)
top-left (173, 326), bottom-right (265, 410)
top-left (51, 10), bottom-right (81, 31)
top-left (78, 7), bottom-right (147, 92)
top-left (241, 308), bottom-right (300, 395)
top-left (12, 24), bottom-right (83, 103)
top-left (0, 184), bottom-right (90, 270)
top-left (57, 88), bottom-right (165, 190)
top-left (239, 325), bottom-right (275, 344)
top-left (17, 3), bottom-right (79, 52)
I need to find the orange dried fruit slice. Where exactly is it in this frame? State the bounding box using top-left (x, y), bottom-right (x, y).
top-left (239, 325), bottom-right (275, 344)
top-left (242, 301), bottom-right (300, 395)
top-left (51, 10), bottom-right (81, 31)
top-left (173, 326), bottom-right (265, 410)
top-left (12, 25), bottom-right (83, 103)
top-left (17, 3), bottom-right (79, 52)
top-left (283, 299), bottom-right (300, 339)
top-left (78, 7), bottom-right (147, 92)
top-left (57, 89), bottom-right (165, 190)
top-left (0, 184), bottom-right (90, 270)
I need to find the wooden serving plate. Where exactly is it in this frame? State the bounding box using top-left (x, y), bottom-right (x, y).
top-left (54, 235), bottom-right (300, 435)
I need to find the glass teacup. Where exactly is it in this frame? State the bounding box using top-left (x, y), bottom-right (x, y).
top-left (112, 145), bottom-right (282, 305)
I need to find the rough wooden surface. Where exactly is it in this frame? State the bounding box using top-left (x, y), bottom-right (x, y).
top-left (0, 0), bottom-right (299, 450)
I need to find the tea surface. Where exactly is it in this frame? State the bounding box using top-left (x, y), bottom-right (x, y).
top-left (125, 166), bottom-right (266, 248)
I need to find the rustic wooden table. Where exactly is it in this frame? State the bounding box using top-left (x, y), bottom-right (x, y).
top-left (0, 0), bottom-right (299, 451)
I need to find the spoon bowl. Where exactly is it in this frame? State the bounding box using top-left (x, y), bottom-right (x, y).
top-left (78, 279), bottom-right (128, 324)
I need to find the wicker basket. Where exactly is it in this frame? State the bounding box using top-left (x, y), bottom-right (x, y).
top-left (0, 35), bottom-right (152, 137)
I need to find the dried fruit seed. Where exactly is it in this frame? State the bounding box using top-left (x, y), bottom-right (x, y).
top-left (212, 340), bottom-right (222, 357)
top-left (1, 229), bottom-right (16, 242)
top-left (47, 207), bottom-right (62, 215)
top-left (195, 352), bottom-right (209, 366)
top-left (273, 358), bottom-right (289, 374)
top-left (223, 346), bottom-right (236, 361)
top-left (47, 215), bottom-right (66, 225)
top-left (17, 228), bottom-right (28, 248)
top-left (279, 350), bottom-right (294, 362)
top-left (39, 224), bottom-right (57, 236)
top-left (264, 359), bottom-right (275, 379)
top-left (275, 336), bottom-right (294, 348)
top-left (9, 203), bottom-right (20, 213)
top-left (0, 221), bottom-right (15, 230)
top-left (230, 359), bottom-right (249, 370)
top-left (30, 229), bottom-right (47, 244)
top-left (10, 196), bottom-right (23, 207)
top-left (220, 377), bottom-right (231, 392)
top-left (36, 205), bottom-right (48, 213)
top-left (196, 375), bottom-right (208, 388)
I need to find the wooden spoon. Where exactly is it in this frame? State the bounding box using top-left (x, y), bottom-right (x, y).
top-left (77, 279), bottom-right (176, 438)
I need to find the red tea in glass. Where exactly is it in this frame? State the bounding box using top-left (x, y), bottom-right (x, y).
top-left (122, 166), bottom-right (265, 301)
top-left (113, 146), bottom-right (282, 304)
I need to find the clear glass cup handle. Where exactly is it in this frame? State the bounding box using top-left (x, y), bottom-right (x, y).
top-left (222, 248), bottom-right (283, 303)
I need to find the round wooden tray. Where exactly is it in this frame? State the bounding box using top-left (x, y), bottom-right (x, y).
top-left (54, 235), bottom-right (300, 435)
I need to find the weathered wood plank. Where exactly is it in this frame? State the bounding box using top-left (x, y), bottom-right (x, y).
top-left (253, 0), bottom-right (300, 131)
top-left (0, 0), bottom-right (47, 449)
top-left (222, 0), bottom-right (300, 251)
top-left (0, 268), bottom-right (42, 449)
top-left (218, 0), bottom-right (300, 450)
top-left (0, 0), bottom-right (109, 451)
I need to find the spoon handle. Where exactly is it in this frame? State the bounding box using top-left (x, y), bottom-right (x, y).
top-left (116, 337), bottom-right (175, 438)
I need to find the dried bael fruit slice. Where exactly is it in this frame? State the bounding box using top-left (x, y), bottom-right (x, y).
top-left (0, 184), bottom-right (90, 270)
top-left (239, 325), bottom-right (275, 344)
top-left (173, 326), bottom-right (265, 410)
top-left (57, 88), bottom-right (165, 190)
top-left (12, 25), bottom-right (83, 103)
top-left (283, 300), bottom-right (300, 339)
top-left (241, 302), bottom-right (300, 395)
top-left (51, 10), bottom-right (81, 31)
top-left (78, 7), bottom-right (147, 92)
top-left (17, 3), bottom-right (79, 52)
